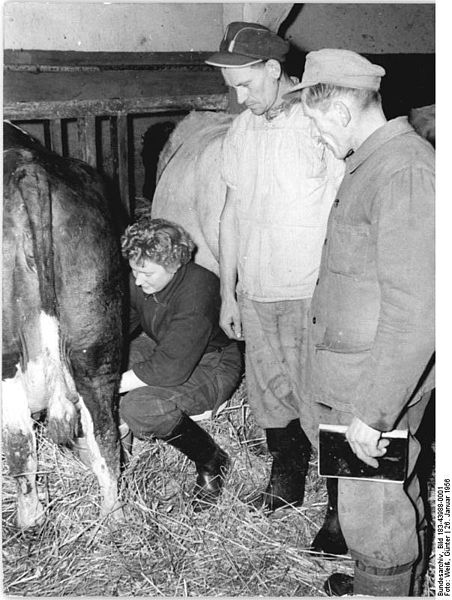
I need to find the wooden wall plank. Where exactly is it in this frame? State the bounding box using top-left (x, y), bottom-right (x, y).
top-left (77, 116), bottom-right (97, 167)
top-left (48, 119), bottom-right (63, 156)
top-left (116, 115), bottom-right (130, 217)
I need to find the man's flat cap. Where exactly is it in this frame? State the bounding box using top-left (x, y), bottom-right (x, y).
top-left (290, 48), bottom-right (386, 92)
top-left (205, 21), bottom-right (289, 68)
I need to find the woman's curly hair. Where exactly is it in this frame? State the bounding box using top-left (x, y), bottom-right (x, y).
top-left (121, 217), bottom-right (195, 270)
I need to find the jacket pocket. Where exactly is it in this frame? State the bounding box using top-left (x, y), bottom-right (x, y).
top-left (327, 223), bottom-right (370, 277)
top-left (309, 346), bottom-right (371, 410)
top-left (315, 325), bottom-right (374, 353)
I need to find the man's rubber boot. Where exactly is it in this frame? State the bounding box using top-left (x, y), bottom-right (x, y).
top-left (162, 413), bottom-right (230, 512)
top-left (324, 562), bottom-right (412, 597)
top-left (311, 478), bottom-right (348, 556)
top-left (354, 563), bottom-right (413, 597)
top-left (411, 527), bottom-right (431, 596)
top-left (253, 419), bottom-right (311, 511)
top-left (323, 573), bottom-right (353, 596)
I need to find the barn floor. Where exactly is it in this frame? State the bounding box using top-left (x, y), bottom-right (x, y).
top-left (2, 381), bottom-right (435, 597)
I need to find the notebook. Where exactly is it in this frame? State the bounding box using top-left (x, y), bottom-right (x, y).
top-left (318, 424), bottom-right (408, 483)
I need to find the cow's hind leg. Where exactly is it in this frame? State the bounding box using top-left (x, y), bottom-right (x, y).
top-left (76, 397), bottom-right (124, 521)
top-left (41, 314), bottom-right (122, 519)
top-left (2, 374), bottom-right (45, 529)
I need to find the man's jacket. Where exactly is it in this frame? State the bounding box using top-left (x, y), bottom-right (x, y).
top-left (305, 117), bottom-right (435, 432)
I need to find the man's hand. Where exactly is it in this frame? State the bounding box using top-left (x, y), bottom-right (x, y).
top-left (220, 298), bottom-right (243, 340)
top-left (346, 417), bottom-right (390, 468)
top-left (119, 369), bottom-right (147, 394)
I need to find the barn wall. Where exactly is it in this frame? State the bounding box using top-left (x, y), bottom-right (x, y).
top-left (4, 2), bottom-right (434, 211)
top-left (285, 3), bottom-right (435, 54)
top-left (3, 2), bottom-right (225, 51)
top-left (4, 2), bottom-right (434, 55)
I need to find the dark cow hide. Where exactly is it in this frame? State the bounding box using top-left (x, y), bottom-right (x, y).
top-left (2, 121), bottom-right (124, 528)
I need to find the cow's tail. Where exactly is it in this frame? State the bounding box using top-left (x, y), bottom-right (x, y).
top-left (18, 160), bottom-right (58, 318)
top-left (16, 160), bottom-right (79, 445)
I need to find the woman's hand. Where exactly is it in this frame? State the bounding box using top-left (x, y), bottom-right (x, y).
top-left (119, 369), bottom-right (147, 394)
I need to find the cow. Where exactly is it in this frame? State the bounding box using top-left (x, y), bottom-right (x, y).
top-left (151, 111), bottom-right (234, 275)
top-left (409, 104), bottom-right (435, 147)
top-left (2, 121), bottom-right (125, 529)
top-left (150, 105), bottom-right (435, 275)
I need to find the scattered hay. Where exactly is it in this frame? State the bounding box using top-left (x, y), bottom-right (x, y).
top-left (2, 381), bottom-right (435, 596)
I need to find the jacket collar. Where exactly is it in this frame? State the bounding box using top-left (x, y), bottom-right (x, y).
top-left (264, 76), bottom-right (300, 121)
top-left (346, 116), bottom-right (414, 174)
top-left (146, 263), bottom-right (188, 305)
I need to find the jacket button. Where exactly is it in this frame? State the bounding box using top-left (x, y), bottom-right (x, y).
top-left (312, 317), bottom-right (316, 324)
top-left (334, 198), bottom-right (340, 207)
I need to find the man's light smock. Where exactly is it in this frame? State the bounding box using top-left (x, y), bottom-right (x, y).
top-left (222, 103), bottom-right (344, 302)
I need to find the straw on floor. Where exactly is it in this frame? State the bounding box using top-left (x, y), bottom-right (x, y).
top-left (2, 380), bottom-right (435, 597)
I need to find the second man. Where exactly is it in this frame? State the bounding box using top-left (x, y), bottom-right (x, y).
top-left (206, 22), bottom-right (346, 554)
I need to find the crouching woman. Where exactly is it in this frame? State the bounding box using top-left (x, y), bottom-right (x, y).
top-left (119, 217), bottom-right (242, 510)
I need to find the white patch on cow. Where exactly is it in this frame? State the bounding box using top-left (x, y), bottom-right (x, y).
top-left (32, 312), bottom-right (78, 428)
top-left (152, 111), bottom-right (234, 276)
top-left (2, 312), bottom-right (78, 527)
top-left (3, 311), bottom-right (121, 527)
top-left (77, 397), bottom-right (123, 520)
top-left (2, 371), bottom-right (45, 528)
top-left (37, 311), bottom-right (72, 389)
top-left (12, 312), bottom-right (77, 415)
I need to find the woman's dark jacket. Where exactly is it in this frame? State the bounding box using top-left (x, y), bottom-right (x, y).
top-left (129, 261), bottom-right (232, 387)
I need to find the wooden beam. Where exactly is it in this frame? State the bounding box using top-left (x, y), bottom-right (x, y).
top-left (4, 67), bottom-right (226, 107)
top-left (3, 94), bottom-right (228, 121)
top-left (3, 50), bottom-right (217, 70)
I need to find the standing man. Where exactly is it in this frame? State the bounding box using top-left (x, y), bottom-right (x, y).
top-left (206, 22), bottom-right (347, 556)
top-left (291, 49), bottom-right (435, 595)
